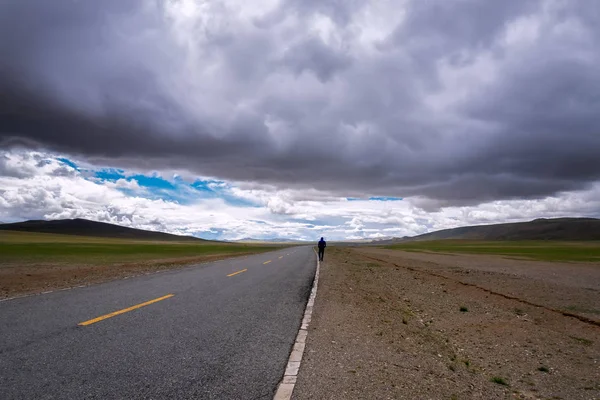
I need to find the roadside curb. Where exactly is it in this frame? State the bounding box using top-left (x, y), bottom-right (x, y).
top-left (273, 249), bottom-right (320, 400)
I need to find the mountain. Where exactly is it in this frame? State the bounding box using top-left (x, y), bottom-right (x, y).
top-left (0, 218), bottom-right (208, 242)
top-left (374, 218), bottom-right (600, 244)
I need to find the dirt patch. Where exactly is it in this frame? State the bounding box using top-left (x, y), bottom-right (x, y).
top-left (293, 248), bottom-right (600, 400)
top-left (0, 253), bottom-right (255, 299)
top-left (360, 249), bottom-right (600, 324)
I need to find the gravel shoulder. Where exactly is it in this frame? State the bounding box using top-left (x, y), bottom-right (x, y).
top-left (293, 247), bottom-right (600, 400)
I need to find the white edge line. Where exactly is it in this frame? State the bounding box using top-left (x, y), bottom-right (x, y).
top-left (273, 247), bottom-right (320, 400)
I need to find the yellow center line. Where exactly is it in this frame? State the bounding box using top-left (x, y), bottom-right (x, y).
top-left (263, 260), bottom-right (272, 264)
top-left (227, 268), bottom-right (248, 277)
top-left (78, 294), bottom-right (174, 326)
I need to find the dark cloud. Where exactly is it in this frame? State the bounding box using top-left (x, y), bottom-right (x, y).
top-left (281, 37), bottom-right (353, 82)
top-left (282, 0), bottom-right (368, 26)
top-left (1, 0), bottom-right (600, 207)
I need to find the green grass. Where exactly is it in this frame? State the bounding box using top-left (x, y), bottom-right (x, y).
top-left (569, 336), bottom-right (594, 346)
top-left (385, 240), bottom-right (600, 262)
top-left (565, 305), bottom-right (600, 315)
top-left (0, 230), bottom-right (279, 266)
top-left (490, 376), bottom-right (509, 386)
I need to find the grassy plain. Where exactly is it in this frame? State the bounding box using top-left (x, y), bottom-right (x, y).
top-left (0, 230), bottom-right (282, 297)
top-left (385, 240), bottom-right (600, 262)
top-left (0, 230), bottom-right (277, 265)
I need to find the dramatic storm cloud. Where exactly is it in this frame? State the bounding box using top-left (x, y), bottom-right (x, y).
top-left (1, 0), bottom-right (600, 238)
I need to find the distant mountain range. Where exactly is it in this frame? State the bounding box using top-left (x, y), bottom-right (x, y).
top-left (373, 217), bottom-right (600, 244)
top-left (2, 217), bottom-right (599, 244)
top-left (0, 218), bottom-right (207, 242)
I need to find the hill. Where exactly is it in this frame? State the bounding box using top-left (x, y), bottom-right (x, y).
top-left (375, 218), bottom-right (600, 244)
top-left (0, 218), bottom-right (207, 242)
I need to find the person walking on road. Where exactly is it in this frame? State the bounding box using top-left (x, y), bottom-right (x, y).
top-left (317, 237), bottom-right (326, 261)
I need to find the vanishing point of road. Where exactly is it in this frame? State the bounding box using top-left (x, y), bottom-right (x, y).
top-left (0, 246), bottom-right (316, 399)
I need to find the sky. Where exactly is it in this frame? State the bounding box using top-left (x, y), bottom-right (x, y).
top-left (1, 0), bottom-right (599, 240)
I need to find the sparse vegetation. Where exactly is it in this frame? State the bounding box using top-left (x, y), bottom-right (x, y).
top-left (292, 246), bottom-right (600, 399)
top-left (385, 240), bottom-right (600, 262)
top-left (565, 305), bottom-right (600, 315)
top-left (538, 366), bottom-right (549, 373)
top-left (490, 376), bottom-right (509, 386)
top-left (460, 306), bottom-right (468, 312)
top-left (569, 336), bottom-right (593, 346)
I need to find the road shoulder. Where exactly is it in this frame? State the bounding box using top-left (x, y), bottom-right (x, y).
top-left (292, 247), bottom-right (600, 399)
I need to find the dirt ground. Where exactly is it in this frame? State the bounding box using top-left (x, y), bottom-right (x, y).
top-left (293, 247), bottom-right (600, 400)
top-left (0, 253), bottom-right (255, 299)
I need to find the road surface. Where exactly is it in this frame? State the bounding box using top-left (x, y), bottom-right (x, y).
top-left (0, 246), bottom-right (316, 399)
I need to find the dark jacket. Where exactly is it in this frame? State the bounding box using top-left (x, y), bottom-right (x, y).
top-left (318, 239), bottom-right (326, 249)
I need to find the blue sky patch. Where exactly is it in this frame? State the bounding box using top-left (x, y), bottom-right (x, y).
top-left (56, 157), bottom-right (79, 170)
top-left (369, 196), bottom-right (403, 201)
top-left (190, 179), bottom-right (261, 207)
top-left (191, 179), bottom-right (226, 193)
top-left (130, 174), bottom-right (175, 190)
top-left (91, 167), bottom-right (260, 207)
top-left (94, 168), bottom-right (126, 181)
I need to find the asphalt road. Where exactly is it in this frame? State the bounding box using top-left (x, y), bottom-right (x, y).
top-left (0, 246), bottom-right (316, 399)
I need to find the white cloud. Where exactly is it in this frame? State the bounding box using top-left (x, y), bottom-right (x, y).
top-left (1, 150), bottom-right (599, 241)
